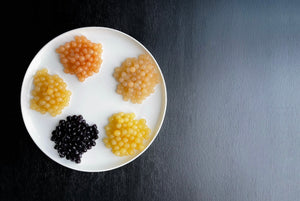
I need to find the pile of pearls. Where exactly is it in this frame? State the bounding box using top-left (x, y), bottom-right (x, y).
top-left (30, 68), bottom-right (71, 117)
top-left (56, 35), bottom-right (103, 82)
top-left (113, 54), bottom-right (160, 104)
top-left (103, 112), bottom-right (151, 156)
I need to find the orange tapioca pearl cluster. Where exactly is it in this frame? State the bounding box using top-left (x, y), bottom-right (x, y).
top-left (56, 35), bottom-right (103, 82)
top-left (113, 54), bottom-right (160, 104)
top-left (30, 68), bottom-right (71, 117)
top-left (103, 112), bottom-right (151, 156)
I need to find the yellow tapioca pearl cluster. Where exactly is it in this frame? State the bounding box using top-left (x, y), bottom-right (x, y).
top-left (103, 112), bottom-right (151, 156)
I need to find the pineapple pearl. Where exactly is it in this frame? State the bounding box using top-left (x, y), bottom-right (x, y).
top-left (103, 112), bottom-right (151, 156)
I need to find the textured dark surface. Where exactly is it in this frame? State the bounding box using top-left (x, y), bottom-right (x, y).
top-left (3, 0), bottom-right (300, 200)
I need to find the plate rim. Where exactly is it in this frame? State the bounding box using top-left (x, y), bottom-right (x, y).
top-left (20, 26), bottom-right (167, 172)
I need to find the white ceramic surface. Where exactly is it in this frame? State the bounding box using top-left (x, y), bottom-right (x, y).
top-left (20, 27), bottom-right (167, 172)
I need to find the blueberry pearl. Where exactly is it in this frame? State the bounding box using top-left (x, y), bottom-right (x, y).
top-left (51, 115), bottom-right (99, 164)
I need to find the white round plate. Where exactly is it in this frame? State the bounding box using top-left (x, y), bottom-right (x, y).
top-left (20, 27), bottom-right (167, 172)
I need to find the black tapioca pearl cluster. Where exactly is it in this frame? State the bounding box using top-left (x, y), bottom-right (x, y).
top-left (51, 115), bottom-right (99, 163)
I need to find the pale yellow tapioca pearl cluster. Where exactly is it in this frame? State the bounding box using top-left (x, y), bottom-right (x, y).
top-left (30, 68), bottom-right (71, 117)
top-left (113, 54), bottom-right (160, 104)
top-left (103, 112), bottom-right (151, 156)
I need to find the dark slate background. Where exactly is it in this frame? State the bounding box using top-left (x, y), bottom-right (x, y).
top-left (3, 0), bottom-right (300, 200)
